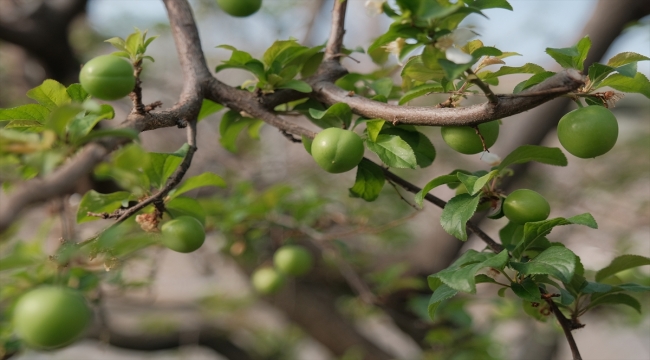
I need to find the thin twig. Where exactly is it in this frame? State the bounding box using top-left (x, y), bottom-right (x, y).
top-left (467, 69), bottom-right (498, 104)
top-left (545, 297), bottom-right (583, 360)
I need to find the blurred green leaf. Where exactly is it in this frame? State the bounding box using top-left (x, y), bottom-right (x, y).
top-left (26, 79), bottom-right (71, 111)
top-left (595, 255), bottom-right (650, 282)
top-left (349, 159), bottom-right (385, 202)
top-left (76, 190), bottom-right (132, 223)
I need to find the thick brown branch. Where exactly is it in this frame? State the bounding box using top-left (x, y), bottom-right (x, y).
top-left (324, 0), bottom-right (348, 61)
top-left (311, 69), bottom-right (584, 127)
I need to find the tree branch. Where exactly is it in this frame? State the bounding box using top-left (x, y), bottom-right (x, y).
top-left (545, 298), bottom-right (582, 360)
top-left (311, 69), bottom-right (584, 127)
top-left (324, 0), bottom-right (348, 61)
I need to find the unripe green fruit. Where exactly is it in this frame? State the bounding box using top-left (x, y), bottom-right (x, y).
top-left (251, 267), bottom-right (285, 294)
top-left (311, 128), bottom-right (364, 173)
top-left (79, 55), bottom-right (135, 100)
top-left (13, 287), bottom-right (92, 349)
top-left (161, 216), bottom-right (206, 253)
top-left (557, 106), bottom-right (618, 158)
top-left (441, 121), bottom-right (500, 154)
top-left (216, 0), bottom-right (262, 17)
top-left (503, 189), bottom-right (550, 224)
top-left (274, 245), bottom-right (313, 276)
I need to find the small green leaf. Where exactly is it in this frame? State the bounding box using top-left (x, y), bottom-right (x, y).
top-left (308, 103), bottom-right (353, 129)
top-left (219, 111), bottom-right (259, 152)
top-left (26, 79), bottom-right (71, 111)
top-left (197, 99), bottom-right (224, 121)
top-left (545, 36), bottom-right (591, 71)
top-left (414, 175), bottom-right (458, 208)
top-left (433, 250), bottom-right (509, 293)
top-left (511, 246), bottom-right (576, 283)
top-left (513, 71), bottom-right (555, 93)
top-left (595, 255), bottom-right (650, 282)
top-left (499, 221), bottom-right (523, 249)
top-left (471, 0), bottom-right (513, 10)
top-left (606, 52), bottom-right (650, 68)
top-left (427, 278), bottom-right (458, 320)
top-left (365, 134), bottom-right (417, 169)
top-left (76, 128), bottom-right (139, 145)
top-left (511, 277), bottom-right (542, 301)
top-left (370, 78), bottom-right (394, 98)
top-left (457, 170), bottom-right (497, 196)
top-left (438, 59), bottom-right (474, 80)
top-left (76, 190), bottom-right (131, 223)
top-left (399, 83), bottom-right (443, 104)
top-left (586, 293), bottom-right (641, 313)
top-left (105, 37), bottom-right (127, 51)
top-left (47, 104), bottom-right (83, 138)
top-left (277, 79), bottom-right (312, 93)
top-left (68, 104), bottom-right (115, 143)
top-left (440, 194), bottom-right (481, 241)
top-left (144, 145), bottom-right (187, 189)
top-left (349, 159), bottom-right (385, 202)
top-left (482, 63), bottom-right (545, 79)
top-left (379, 127), bottom-right (436, 168)
top-left (598, 72), bottom-right (650, 98)
top-left (0, 104), bottom-right (49, 123)
top-left (66, 84), bottom-right (90, 103)
top-left (498, 145), bottom-right (568, 170)
top-left (513, 215), bottom-right (597, 259)
top-left (166, 196), bottom-right (206, 225)
top-left (169, 172), bottom-right (226, 200)
top-left (365, 120), bottom-right (385, 142)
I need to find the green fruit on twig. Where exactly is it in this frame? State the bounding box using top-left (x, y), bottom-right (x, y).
top-left (216, 0), bottom-right (262, 17)
top-left (13, 287), bottom-right (92, 349)
top-left (441, 121), bottom-right (500, 154)
top-left (161, 216), bottom-right (206, 253)
top-left (311, 128), bottom-right (364, 173)
top-left (251, 267), bottom-right (285, 294)
top-left (557, 106), bottom-right (618, 158)
top-left (503, 189), bottom-right (550, 224)
top-left (79, 55), bottom-right (135, 100)
top-left (274, 245), bottom-right (313, 276)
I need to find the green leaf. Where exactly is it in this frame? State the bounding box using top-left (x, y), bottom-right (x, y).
top-left (262, 40), bottom-right (303, 67)
top-left (0, 243), bottom-right (43, 272)
top-left (595, 255), bottom-right (650, 282)
top-left (513, 71), bottom-right (555, 93)
top-left (482, 63), bottom-right (545, 79)
top-left (401, 56), bottom-right (445, 83)
top-left (457, 170), bottom-right (497, 196)
top-left (499, 221), bottom-right (523, 249)
top-left (370, 78), bottom-right (394, 98)
top-left (586, 293), bottom-right (641, 313)
top-left (498, 145), bottom-right (568, 170)
top-left (427, 277), bottom-right (458, 320)
top-left (440, 194), bottom-right (481, 241)
top-left (0, 104), bottom-right (49, 123)
top-left (105, 37), bottom-right (127, 52)
top-left (308, 103), bottom-right (353, 129)
top-left (511, 277), bottom-right (542, 302)
top-left (512, 214), bottom-right (597, 258)
top-left (511, 246), bottom-right (576, 283)
top-left (545, 36), bottom-right (591, 71)
top-left (379, 127), bottom-right (436, 168)
top-left (26, 79), bottom-right (71, 111)
top-left (197, 99), bottom-right (224, 121)
top-left (169, 172), bottom-right (226, 200)
top-left (349, 159), bottom-right (386, 202)
top-left (415, 175), bottom-right (458, 208)
top-left (47, 104), bottom-right (83, 138)
top-left (219, 111), bottom-right (260, 152)
top-left (66, 84), bottom-right (90, 103)
top-left (68, 104), bottom-right (115, 143)
top-left (433, 250), bottom-right (509, 293)
top-left (277, 79), bottom-right (312, 93)
top-left (365, 134), bottom-right (417, 169)
top-left (471, 0), bottom-right (513, 10)
top-left (76, 190), bottom-right (131, 223)
top-left (607, 52), bottom-right (650, 67)
top-left (598, 72), bottom-right (650, 98)
top-left (399, 83), bottom-right (443, 105)
top-left (144, 145), bottom-right (187, 189)
top-left (166, 196), bottom-right (206, 225)
top-left (365, 120), bottom-right (385, 142)
top-left (438, 59), bottom-right (473, 80)
top-left (588, 63), bottom-right (616, 85)
top-left (75, 128), bottom-right (139, 145)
